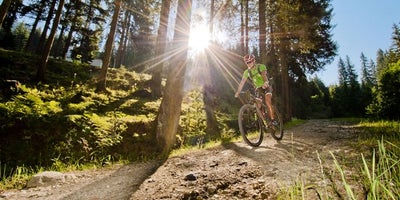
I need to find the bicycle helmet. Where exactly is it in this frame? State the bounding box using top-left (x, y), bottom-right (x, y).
top-left (243, 54), bottom-right (255, 64)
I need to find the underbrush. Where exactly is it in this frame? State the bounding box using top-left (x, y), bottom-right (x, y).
top-left (278, 119), bottom-right (400, 199)
top-left (0, 52), bottom-right (163, 189)
top-left (0, 50), bottom-right (240, 190)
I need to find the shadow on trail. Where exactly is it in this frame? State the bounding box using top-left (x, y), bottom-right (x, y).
top-left (221, 130), bottom-right (322, 168)
top-left (61, 159), bottom-right (165, 200)
top-left (221, 141), bottom-right (292, 166)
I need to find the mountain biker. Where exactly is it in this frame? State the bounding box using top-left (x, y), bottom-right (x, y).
top-left (235, 54), bottom-right (277, 125)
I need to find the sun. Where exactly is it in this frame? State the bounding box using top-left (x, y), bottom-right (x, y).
top-left (189, 24), bottom-right (210, 51)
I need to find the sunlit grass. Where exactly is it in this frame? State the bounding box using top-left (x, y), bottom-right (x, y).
top-left (278, 119), bottom-right (400, 199)
top-left (361, 140), bottom-right (400, 199)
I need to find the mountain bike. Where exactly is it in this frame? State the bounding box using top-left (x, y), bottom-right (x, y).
top-left (238, 89), bottom-right (284, 147)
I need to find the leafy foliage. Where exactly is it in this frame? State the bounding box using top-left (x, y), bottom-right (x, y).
top-left (367, 60), bottom-right (400, 119)
top-left (179, 90), bottom-right (207, 146)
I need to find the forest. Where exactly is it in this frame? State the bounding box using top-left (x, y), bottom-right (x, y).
top-left (0, 0), bottom-right (400, 194)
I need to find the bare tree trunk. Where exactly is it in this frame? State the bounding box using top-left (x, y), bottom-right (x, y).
top-left (280, 39), bottom-right (291, 121)
top-left (24, 0), bottom-right (46, 52)
top-left (244, 0), bottom-right (249, 54)
top-left (53, 3), bottom-right (72, 58)
top-left (156, 0), bottom-right (192, 154)
top-left (259, 0), bottom-right (267, 64)
top-left (62, 11), bottom-right (78, 59)
top-left (36, 0), bottom-right (56, 54)
top-left (96, 0), bottom-right (122, 92)
top-left (116, 9), bottom-right (129, 67)
top-left (150, 0), bottom-right (171, 98)
top-left (202, 0), bottom-right (220, 141)
top-left (0, 0), bottom-right (12, 27)
top-left (120, 16), bottom-right (130, 66)
top-left (36, 0), bottom-right (65, 82)
top-left (240, 1), bottom-right (245, 55)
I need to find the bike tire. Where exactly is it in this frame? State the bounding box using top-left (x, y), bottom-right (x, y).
top-left (238, 104), bottom-right (263, 147)
top-left (269, 107), bottom-right (284, 140)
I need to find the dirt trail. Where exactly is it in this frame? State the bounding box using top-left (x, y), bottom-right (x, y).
top-left (0, 119), bottom-right (364, 200)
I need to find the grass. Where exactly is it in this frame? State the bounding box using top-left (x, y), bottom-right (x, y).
top-left (361, 140), bottom-right (400, 199)
top-left (277, 118), bottom-right (400, 199)
top-left (0, 164), bottom-right (37, 191)
top-left (0, 157), bottom-right (129, 191)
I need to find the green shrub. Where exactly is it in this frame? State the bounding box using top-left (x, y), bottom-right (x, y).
top-left (179, 90), bottom-right (207, 146)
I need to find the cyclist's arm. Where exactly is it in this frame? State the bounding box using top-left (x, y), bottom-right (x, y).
top-left (261, 70), bottom-right (268, 83)
top-left (235, 77), bottom-right (247, 98)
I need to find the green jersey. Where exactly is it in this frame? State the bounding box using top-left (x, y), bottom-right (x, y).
top-left (243, 64), bottom-right (267, 88)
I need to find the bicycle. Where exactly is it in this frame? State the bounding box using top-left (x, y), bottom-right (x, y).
top-left (237, 89), bottom-right (284, 147)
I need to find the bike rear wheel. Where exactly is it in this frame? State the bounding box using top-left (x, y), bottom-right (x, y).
top-left (268, 107), bottom-right (284, 140)
top-left (238, 104), bottom-right (263, 147)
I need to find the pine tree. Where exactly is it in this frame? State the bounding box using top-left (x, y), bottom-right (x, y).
top-left (156, 0), bottom-right (193, 153)
top-left (150, 0), bottom-right (171, 98)
top-left (338, 57), bottom-right (347, 86)
top-left (96, 0), bottom-right (122, 93)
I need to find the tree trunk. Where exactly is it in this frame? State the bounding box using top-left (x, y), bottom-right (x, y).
top-left (156, 0), bottom-right (192, 154)
top-left (280, 39), bottom-right (291, 121)
top-left (53, 3), bottom-right (72, 58)
top-left (150, 0), bottom-right (171, 98)
top-left (259, 0), bottom-right (267, 64)
top-left (96, 0), bottom-right (122, 93)
top-left (36, 0), bottom-right (65, 82)
top-left (244, 0), bottom-right (249, 54)
top-left (120, 15), bottom-right (130, 66)
top-left (24, 0), bottom-right (46, 52)
top-left (240, 1), bottom-right (245, 55)
top-left (115, 9), bottom-right (129, 67)
top-left (62, 10), bottom-right (78, 59)
top-left (0, 0), bottom-right (12, 27)
top-left (36, 0), bottom-right (56, 54)
top-left (202, 0), bottom-right (220, 140)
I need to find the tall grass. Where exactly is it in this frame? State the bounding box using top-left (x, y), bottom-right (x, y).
top-left (278, 119), bottom-right (400, 199)
top-left (0, 164), bottom-right (37, 190)
top-left (361, 140), bottom-right (400, 199)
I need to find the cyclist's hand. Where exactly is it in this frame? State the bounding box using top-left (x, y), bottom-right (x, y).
top-left (262, 82), bottom-right (269, 89)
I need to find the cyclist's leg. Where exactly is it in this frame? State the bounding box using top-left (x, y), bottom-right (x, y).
top-left (263, 86), bottom-right (274, 120)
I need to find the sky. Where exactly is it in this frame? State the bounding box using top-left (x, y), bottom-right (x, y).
top-left (316, 0), bottom-right (400, 86)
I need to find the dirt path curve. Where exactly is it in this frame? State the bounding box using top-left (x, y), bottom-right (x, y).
top-left (0, 119), bottom-right (363, 200)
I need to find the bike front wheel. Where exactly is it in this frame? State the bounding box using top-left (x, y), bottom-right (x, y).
top-left (238, 104), bottom-right (263, 147)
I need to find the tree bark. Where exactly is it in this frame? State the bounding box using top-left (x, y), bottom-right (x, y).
top-left (203, 0), bottom-right (220, 141)
top-left (280, 39), bottom-right (291, 121)
top-left (36, 0), bottom-right (65, 82)
top-left (156, 0), bottom-right (192, 154)
top-left (115, 9), bottom-right (130, 67)
top-left (259, 0), bottom-right (267, 64)
top-left (0, 0), bottom-right (12, 27)
top-left (62, 8), bottom-right (79, 59)
top-left (36, 0), bottom-right (56, 54)
top-left (244, 0), bottom-right (249, 54)
top-left (96, 0), bottom-right (122, 93)
top-left (240, 1), bottom-right (245, 55)
top-left (24, 0), bottom-right (46, 52)
top-left (150, 0), bottom-right (171, 98)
